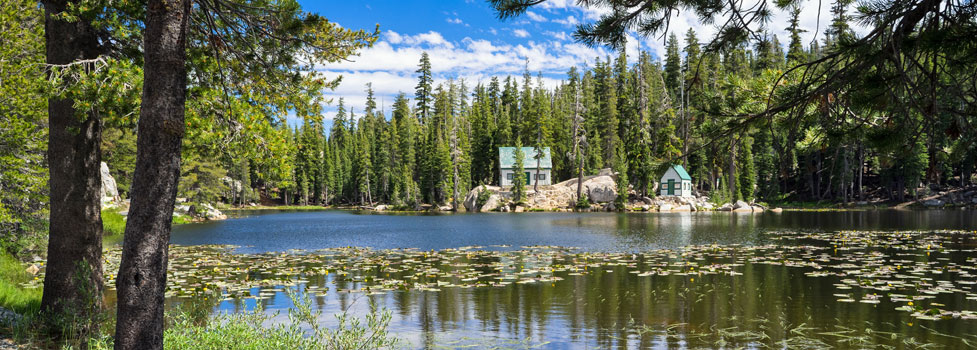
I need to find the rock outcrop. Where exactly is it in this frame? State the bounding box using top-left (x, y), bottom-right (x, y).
top-left (456, 174), bottom-right (767, 213)
top-left (582, 176), bottom-right (617, 203)
top-left (99, 162), bottom-right (120, 206)
top-left (181, 203), bottom-right (226, 221)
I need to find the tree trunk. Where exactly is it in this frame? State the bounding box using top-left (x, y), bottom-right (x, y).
top-left (577, 152), bottom-right (584, 206)
top-left (534, 158), bottom-right (540, 192)
top-left (452, 164), bottom-right (459, 210)
top-left (857, 143), bottom-right (864, 200)
top-left (842, 146), bottom-right (849, 206)
top-left (728, 138), bottom-right (737, 200)
top-left (40, 0), bottom-right (105, 335)
top-left (114, 0), bottom-right (190, 349)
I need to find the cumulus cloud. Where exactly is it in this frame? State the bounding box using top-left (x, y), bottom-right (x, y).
top-left (446, 17), bottom-right (463, 24)
top-left (552, 15), bottom-right (579, 27)
top-left (318, 0), bottom-right (870, 120)
top-left (526, 11), bottom-right (547, 22)
top-left (315, 29), bottom-right (614, 118)
top-left (544, 31), bottom-right (570, 41)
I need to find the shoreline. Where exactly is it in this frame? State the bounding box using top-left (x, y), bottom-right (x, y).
top-left (216, 203), bottom-right (976, 213)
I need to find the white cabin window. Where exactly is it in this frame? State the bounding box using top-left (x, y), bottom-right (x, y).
top-left (507, 173), bottom-right (513, 180)
top-left (536, 174), bottom-right (546, 180)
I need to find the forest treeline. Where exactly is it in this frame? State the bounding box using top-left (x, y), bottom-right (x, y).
top-left (163, 5), bottom-right (973, 209)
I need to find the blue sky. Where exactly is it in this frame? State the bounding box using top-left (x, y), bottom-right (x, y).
top-left (299, 0), bottom-right (851, 123)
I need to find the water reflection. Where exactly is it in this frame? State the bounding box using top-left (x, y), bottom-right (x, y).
top-left (163, 210), bottom-right (977, 348)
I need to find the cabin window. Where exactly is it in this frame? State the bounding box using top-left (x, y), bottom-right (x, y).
top-left (506, 173), bottom-right (513, 180)
top-left (536, 174), bottom-right (546, 180)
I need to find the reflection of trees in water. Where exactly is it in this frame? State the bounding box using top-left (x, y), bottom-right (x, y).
top-left (343, 253), bottom-right (975, 347)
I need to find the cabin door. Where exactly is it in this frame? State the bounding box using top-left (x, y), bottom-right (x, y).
top-left (525, 172), bottom-right (531, 185)
top-left (667, 179), bottom-right (675, 195)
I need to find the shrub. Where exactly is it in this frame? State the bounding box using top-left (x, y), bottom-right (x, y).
top-left (476, 188), bottom-right (492, 208)
top-left (575, 194), bottom-right (591, 209)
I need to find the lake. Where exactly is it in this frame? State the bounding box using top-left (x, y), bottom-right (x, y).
top-left (163, 209), bottom-right (977, 348)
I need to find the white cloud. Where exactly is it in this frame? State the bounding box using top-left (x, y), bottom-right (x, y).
top-left (384, 31), bottom-right (403, 44)
top-left (446, 17), bottom-right (463, 25)
top-left (538, 0), bottom-right (575, 11)
top-left (319, 0), bottom-right (873, 122)
top-left (544, 31), bottom-right (570, 41)
top-left (526, 11), bottom-right (547, 22)
top-left (315, 29), bottom-right (613, 119)
top-left (552, 15), bottom-right (579, 27)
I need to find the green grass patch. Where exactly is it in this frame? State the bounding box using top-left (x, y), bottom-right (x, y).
top-left (0, 252), bottom-right (42, 315)
top-left (101, 209), bottom-right (127, 237)
top-left (102, 209), bottom-right (191, 239)
top-left (171, 214), bottom-right (192, 225)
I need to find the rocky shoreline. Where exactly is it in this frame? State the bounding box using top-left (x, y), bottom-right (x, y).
top-left (458, 174), bottom-right (780, 213)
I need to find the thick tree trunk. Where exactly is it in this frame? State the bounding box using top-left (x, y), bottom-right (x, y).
top-left (40, 0), bottom-right (105, 335)
top-left (114, 0), bottom-right (190, 349)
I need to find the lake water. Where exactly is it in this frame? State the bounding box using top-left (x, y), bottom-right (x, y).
top-left (166, 210), bottom-right (977, 348)
top-left (171, 209), bottom-right (977, 253)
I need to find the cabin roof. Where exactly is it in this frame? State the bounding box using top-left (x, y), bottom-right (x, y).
top-left (499, 147), bottom-right (552, 169)
top-left (664, 164), bottom-right (692, 181)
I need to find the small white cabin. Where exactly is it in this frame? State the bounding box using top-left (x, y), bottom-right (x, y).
top-left (660, 164), bottom-right (693, 197)
top-left (499, 147), bottom-right (552, 187)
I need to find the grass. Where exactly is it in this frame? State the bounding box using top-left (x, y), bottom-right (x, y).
top-left (102, 209), bottom-right (192, 239)
top-left (0, 252), bottom-right (42, 315)
top-left (101, 209), bottom-right (127, 237)
top-left (49, 289), bottom-right (402, 350)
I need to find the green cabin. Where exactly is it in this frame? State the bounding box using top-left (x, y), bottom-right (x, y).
top-left (659, 164), bottom-right (693, 197)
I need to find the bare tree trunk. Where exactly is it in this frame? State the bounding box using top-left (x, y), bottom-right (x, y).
top-left (842, 146), bottom-right (849, 206)
top-left (452, 164), bottom-right (459, 210)
top-left (728, 138), bottom-right (737, 200)
top-left (534, 158), bottom-right (540, 192)
top-left (40, 0), bottom-right (104, 334)
top-left (857, 143), bottom-right (864, 200)
top-left (114, 1), bottom-right (190, 349)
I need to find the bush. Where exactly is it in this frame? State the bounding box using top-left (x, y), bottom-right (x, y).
top-left (575, 194), bottom-right (591, 209)
top-left (475, 189), bottom-right (492, 208)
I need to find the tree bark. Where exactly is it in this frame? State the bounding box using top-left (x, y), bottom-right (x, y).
top-left (534, 157), bottom-right (540, 192)
top-left (728, 137), bottom-right (737, 200)
top-left (577, 157), bottom-right (584, 205)
top-left (114, 0), bottom-right (190, 349)
top-left (40, 0), bottom-right (105, 335)
top-left (452, 164), bottom-right (459, 210)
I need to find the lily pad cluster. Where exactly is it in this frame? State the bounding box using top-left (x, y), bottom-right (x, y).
top-left (21, 230), bottom-right (977, 325)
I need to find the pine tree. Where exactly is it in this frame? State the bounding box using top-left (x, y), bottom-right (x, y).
top-left (415, 52), bottom-right (433, 123)
top-left (664, 33), bottom-right (682, 94)
top-left (512, 140), bottom-right (526, 205)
